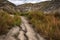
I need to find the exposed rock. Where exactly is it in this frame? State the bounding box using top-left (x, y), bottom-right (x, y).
top-left (17, 0), bottom-right (60, 13)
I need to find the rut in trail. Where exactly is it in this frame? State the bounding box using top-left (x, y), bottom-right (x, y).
top-left (0, 16), bottom-right (45, 40)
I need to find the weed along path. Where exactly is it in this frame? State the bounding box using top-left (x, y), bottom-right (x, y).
top-left (0, 16), bottom-right (45, 40)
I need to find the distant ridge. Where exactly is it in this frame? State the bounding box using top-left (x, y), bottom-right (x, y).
top-left (17, 0), bottom-right (60, 13)
top-left (0, 0), bottom-right (20, 14)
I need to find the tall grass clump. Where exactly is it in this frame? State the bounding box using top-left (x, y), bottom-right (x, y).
top-left (27, 10), bottom-right (60, 40)
top-left (0, 10), bottom-right (21, 35)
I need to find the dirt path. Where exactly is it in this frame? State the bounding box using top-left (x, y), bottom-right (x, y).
top-left (0, 16), bottom-right (45, 40)
top-left (20, 16), bottom-right (45, 40)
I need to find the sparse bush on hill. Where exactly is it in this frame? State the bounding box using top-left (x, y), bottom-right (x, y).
top-left (0, 10), bottom-right (21, 35)
top-left (54, 12), bottom-right (60, 18)
top-left (27, 10), bottom-right (60, 40)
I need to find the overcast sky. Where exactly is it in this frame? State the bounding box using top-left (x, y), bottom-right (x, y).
top-left (8, 0), bottom-right (49, 5)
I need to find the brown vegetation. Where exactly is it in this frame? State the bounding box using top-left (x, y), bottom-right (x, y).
top-left (27, 10), bottom-right (60, 40)
top-left (0, 10), bottom-right (21, 35)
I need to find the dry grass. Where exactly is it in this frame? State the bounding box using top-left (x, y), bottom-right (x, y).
top-left (27, 10), bottom-right (60, 40)
top-left (0, 10), bottom-right (21, 35)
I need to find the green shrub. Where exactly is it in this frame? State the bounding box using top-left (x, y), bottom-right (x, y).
top-left (13, 15), bottom-right (21, 26)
